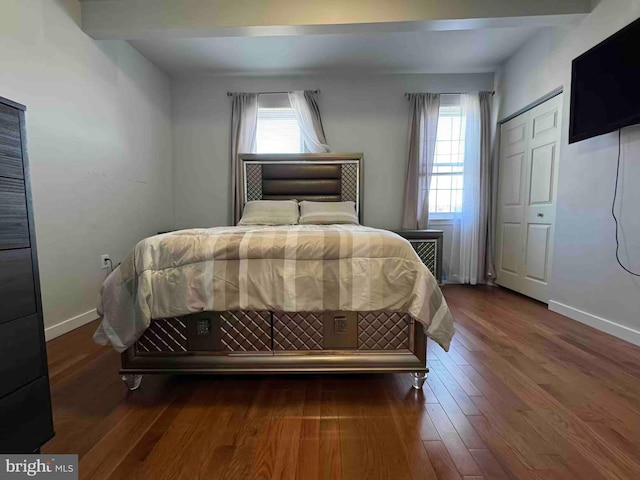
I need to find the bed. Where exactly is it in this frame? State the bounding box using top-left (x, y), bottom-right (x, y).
top-left (94, 153), bottom-right (454, 391)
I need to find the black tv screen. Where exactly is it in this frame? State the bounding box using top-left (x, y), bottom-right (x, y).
top-left (569, 17), bottom-right (640, 144)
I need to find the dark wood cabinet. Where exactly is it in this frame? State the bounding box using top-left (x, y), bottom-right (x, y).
top-left (0, 249), bottom-right (37, 324)
top-left (0, 103), bottom-right (24, 180)
top-left (0, 96), bottom-right (54, 453)
top-left (0, 315), bottom-right (44, 399)
top-left (0, 378), bottom-right (53, 453)
top-left (0, 176), bottom-right (30, 249)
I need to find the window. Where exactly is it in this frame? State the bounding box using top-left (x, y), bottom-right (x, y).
top-left (429, 95), bottom-right (466, 217)
top-left (255, 94), bottom-right (303, 154)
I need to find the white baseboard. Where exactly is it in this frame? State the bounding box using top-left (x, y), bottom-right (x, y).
top-left (44, 309), bottom-right (98, 342)
top-left (548, 300), bottom-right (640, 347)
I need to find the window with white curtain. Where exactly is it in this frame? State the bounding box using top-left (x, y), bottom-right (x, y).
top-left (429, 95), bottom-right (466, 218)
top-left (255, 93), bottom-right (304, 154)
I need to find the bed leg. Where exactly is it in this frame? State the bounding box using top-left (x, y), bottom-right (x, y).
top-left (410, 372), bottom-right (428, 390)
top-left (122, 374), bottom-right (143, 391)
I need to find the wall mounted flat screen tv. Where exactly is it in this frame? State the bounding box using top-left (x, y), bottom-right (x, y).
top-left (569, 17), bottom-right (640, 144)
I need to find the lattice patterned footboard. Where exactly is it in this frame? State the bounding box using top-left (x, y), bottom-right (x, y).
top-left (124, 310), bottom-right (427, 384)
top-left (134, 310), bottom-right (415, 354)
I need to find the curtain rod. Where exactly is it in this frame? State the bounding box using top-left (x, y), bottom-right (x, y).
top-left (404, 91), bottom-right (495, 99)
top-left (227, 90), bottom-right (320, 97)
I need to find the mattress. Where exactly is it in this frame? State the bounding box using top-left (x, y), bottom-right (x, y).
top-left (93, 225), bottom-right (454, 352)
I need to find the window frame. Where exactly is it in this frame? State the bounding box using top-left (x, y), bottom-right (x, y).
top-left (429, 95), bottom-right (465, 220)
top-left (255, 93), bottom-right (304, 154)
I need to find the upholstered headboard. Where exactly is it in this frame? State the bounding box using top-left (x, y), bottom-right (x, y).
top-left (238, 153), bottom-right (364, 224)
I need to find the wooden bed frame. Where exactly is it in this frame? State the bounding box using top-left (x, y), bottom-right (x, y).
top-left (120, 153), bottom-right (429, 390)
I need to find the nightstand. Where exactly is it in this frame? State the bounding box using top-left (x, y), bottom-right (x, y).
top-left (393, 230), bottom-right (444, 284)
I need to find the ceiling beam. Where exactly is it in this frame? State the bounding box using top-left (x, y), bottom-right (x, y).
top-left (80, 0), bottom-right (591, 40)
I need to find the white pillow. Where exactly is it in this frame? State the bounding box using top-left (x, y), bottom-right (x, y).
top-left (299, 201), bottom-right (359, 225)
top-left (238, 200), bottom-right (299, 225)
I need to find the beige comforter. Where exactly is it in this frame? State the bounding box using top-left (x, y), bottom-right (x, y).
top-left (94, 225), bottom-right (454, 352)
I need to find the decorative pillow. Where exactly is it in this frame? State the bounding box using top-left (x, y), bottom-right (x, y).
top-left (299, 201), bottom-right (359, 225)
top-left (238, 200), bottom-right (299, 225)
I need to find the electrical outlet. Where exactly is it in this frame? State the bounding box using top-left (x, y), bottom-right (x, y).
top-left (101, 254), bottom-right (111, 270)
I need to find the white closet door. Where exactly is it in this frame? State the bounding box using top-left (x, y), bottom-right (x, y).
top-left (496, 94), bottom-right (562, 303)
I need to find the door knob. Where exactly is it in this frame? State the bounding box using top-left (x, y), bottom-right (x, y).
top-left (537, 213), bottom-right (544, 218)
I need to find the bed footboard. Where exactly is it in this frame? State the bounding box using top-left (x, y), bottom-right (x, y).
top-left (121, 310), bottom-right (428, 389)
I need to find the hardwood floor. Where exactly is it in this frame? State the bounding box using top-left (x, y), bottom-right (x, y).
top-left (42, 285), bottom-right (640, 479)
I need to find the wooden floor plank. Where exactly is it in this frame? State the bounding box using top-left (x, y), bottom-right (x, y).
top-left (425, 404), bottom-right (482, 476)
top-left (427, 360), bottom-right (482, 415)
top-left (384, 376), bottom-right (439, 480)
top-left (296, 379), bottom-right (322, 480)
top-left (41, 286), bottom-right (640, 479)
top-left (224, 379), bottom-right (277, 480)
top-left (318, 382), bottom-right (343, 480)
top-left (468, 448), bottom-right (513, 480)
top-left (466, 414), bottom-right (540, 480)
top-left (424, 369), bottom-right (485, 449)
top-left (429, 346), bottom-right (483, 397)
top-left (423, 440), bottom-right (462, 480)
top-left (338, 377), bottom-right (416, 480)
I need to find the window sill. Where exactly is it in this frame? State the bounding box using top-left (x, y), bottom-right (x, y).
top-left (428, 214), bottom-right (460, 222)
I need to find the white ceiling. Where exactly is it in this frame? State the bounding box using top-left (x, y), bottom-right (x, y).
top-left (129, 27), bottom-right (541, 77)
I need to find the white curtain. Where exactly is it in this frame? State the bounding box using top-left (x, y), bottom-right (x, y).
top-left (402, 93), bottom-right (441, 230)
top-left (230, 93), bottom-right (258, 224)
top-left (288, 90), bottom-right (331, 153)
top-left (478, 92), bottom-right (494, 282)
top-left (447, 93), bottom-right (482, 284)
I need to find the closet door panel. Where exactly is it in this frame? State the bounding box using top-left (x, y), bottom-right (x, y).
top-left (496, 93), bottom-right (562, 303)
top-left (496, 115), bottom-right (528, 281)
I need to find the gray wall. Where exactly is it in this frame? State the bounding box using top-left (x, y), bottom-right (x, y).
top-left (0, 0), bottom-right (174, 335)
top-left (495, 0), bottom-right (640, 343)
top-left (171, 73), bottom-right (494, 231)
